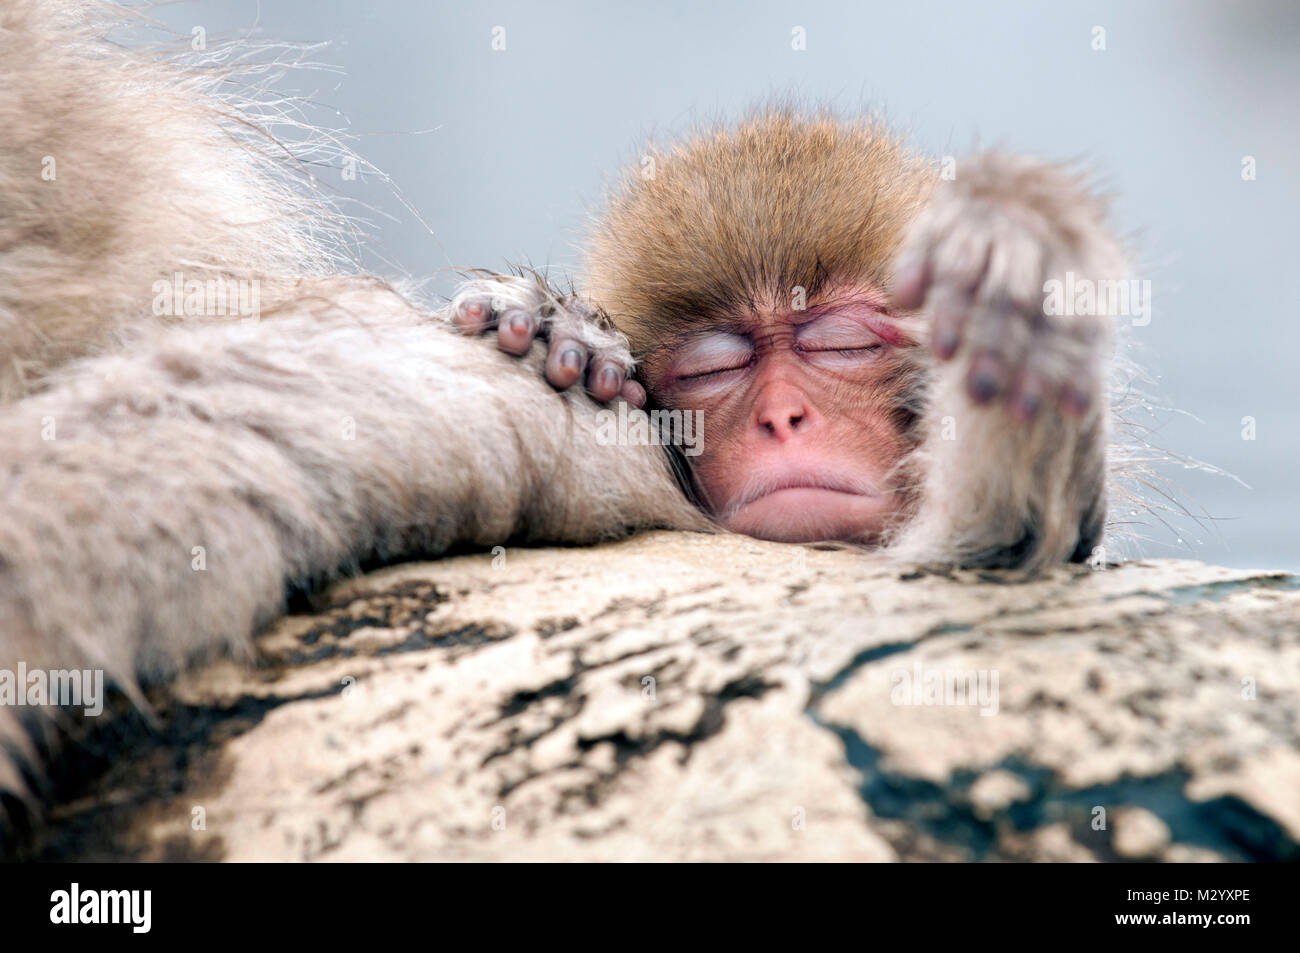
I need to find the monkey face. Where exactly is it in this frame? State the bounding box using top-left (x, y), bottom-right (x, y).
top-left (642, 294), bottom-right (918, 544)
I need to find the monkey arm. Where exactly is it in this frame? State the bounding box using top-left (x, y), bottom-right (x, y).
top-left (886, 153), bottom-right (1126, 570)
top-left (0, 278), bottom-right (704, 807)
top-left (887, 346), bottom-right (1110, 570)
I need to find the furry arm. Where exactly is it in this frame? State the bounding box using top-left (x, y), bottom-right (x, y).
top-left (887, 154), bottom-right (1126, 571)
top-left (0, 279), bottom-right (703, 804)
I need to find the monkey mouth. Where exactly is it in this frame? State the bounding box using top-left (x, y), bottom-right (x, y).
top-left (730, 470), bottom-right (885, 510)
top-left (719, 469), bottom-right (895, 543)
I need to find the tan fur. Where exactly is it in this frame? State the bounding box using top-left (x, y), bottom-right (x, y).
top-left (0, 0), bottom-right (351, 401)
top-left (0, 3), bottom-right (1131, 851)
top-left (0, 2), bottom-right (701, 851)
top-left (584, 110), bottom-right (934, 356)
top-left (885, 154), bottom-right (1123, 569)
top-left (584, 125), bottom-right (1122, 571)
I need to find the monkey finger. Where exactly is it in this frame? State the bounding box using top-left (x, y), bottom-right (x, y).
top-left (931, 230), bottom-right (992, 296)
top-left (586, 360), bottom-right (625, 403)
top-left (966, 350), bottom-right (1009, 405)
top-left (928, 285), bottom-right (973, 360)
top-left (545, 339), bottom-right (588, 390)
top-left (619, 379), bottom-right (647, 408)
top-left (453, 299), bottom-right (494, 336)
top-left (1058, 382), bottom-right (1093, 418)
top-left (496, 309), bottom-right (537, 355)
top-left (889, 254), bottom-right (932, 311)
top-left (1008, 370), bottom-right (1050, 422)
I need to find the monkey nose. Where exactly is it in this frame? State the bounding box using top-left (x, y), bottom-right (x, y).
top-left (761, 413), bottom-right (803, 439)
top-left (755, 395), bottom-right (812, 440)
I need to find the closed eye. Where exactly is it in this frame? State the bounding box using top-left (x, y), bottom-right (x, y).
top-left (796, 344), bottom-right (883, 355)
top-left (677, 358), bottom-right (753, 381)
top-left (668, 331), bottom-right (754, 385)
top-left (795, 313), bottom-right (888, 363)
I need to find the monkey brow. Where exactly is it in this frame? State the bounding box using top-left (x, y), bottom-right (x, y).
top-left (779, 299), bottom-right (894, 330)
top-left (655, 283), bottom-right (894, 341)
top-left (783, 302), bottom-right (846, 324)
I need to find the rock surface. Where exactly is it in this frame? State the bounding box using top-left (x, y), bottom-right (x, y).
top-left (35, 533), bottom-right (1300, 861)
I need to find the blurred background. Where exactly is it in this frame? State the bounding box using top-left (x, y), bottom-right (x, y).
top-left (152, 0), bottom-right (1300, 569)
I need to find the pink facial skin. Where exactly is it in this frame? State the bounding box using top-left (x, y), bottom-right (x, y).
top-left (641, 288), bottom-right (918, 544)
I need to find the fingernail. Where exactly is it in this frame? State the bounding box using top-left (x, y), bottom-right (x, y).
top-left (560, 348), bottom-right (583, 371)
top-left (891, 258), bottom-right (926, 308)
top-left (621, 380), bottom-right (647, 408)
top-left (598, 367), bottom-right (620, 393)
top-left (970, 372), bottom-right (998, 403)
top-left (935, 327), bottom-right (959, 359)
top-left (1016, 391), bottom-right (1042, 420)
top-left (509, 312), bottom-right (531, 335)
top-left (1064, 386), bottom-right (1091, 415)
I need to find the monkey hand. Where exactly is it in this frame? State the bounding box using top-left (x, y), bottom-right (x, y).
top-left (889, 153), bottom-right (1125, 422)
top-left (448, 274), bottom-right (646, 407)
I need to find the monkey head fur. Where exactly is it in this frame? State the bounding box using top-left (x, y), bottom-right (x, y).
top-left (581, 114), bottom-right (1124, 567)
top-left (584, 111), bottom-right (933, 358)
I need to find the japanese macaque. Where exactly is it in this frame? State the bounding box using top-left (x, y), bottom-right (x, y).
top-left (449, 123), bottom-right (1120, 564)
top-left (0, 1), bottom-right (1129, 851)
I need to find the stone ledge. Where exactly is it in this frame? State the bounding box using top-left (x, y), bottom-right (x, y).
top-left (36, 533), bottom-right (1300, 861)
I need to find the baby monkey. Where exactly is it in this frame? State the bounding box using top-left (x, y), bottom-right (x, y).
top-left (450, 114), bottom-right (1123, 564)
top-left (0, 3), bottom-right (1131, 851)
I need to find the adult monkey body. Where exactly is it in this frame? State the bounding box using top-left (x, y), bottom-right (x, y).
top-left (0, 1), bottom-right (1129, 848)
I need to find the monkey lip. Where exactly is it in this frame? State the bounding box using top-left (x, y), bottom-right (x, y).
top-left (732, 472), bottom-right (884, 509)
top-left (721, 471), bottom-right (894, 543)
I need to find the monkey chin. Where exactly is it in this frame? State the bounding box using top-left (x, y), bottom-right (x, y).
top-left (720, 487), bottom-right (895, 544)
